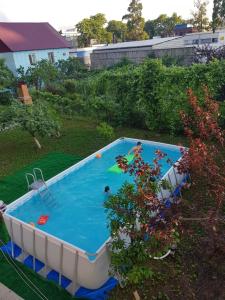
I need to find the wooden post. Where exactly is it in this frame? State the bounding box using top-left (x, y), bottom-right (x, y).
top-left (17, 83), bottom-right (32, 105)
top-left (133, 290), bottom-right (141, 300)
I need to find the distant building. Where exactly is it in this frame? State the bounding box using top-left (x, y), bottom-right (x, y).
top-left (91, 29), bottom-right (225, 69)
top-left (70, 45), bottom-right (106, 68)
top-left (0, 22), bottom-right (71, 75)
top-left (91, 37), bottom-right (182, 69)
top-left (174, 24), bottom-right (197, 36)
top-left (61, 27), bottom-right (78, 48)
top-left (183, 29), bottom-right (225, 47)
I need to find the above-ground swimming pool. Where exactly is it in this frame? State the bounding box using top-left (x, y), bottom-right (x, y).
top-left (3, 138), bottom-right (184, 293)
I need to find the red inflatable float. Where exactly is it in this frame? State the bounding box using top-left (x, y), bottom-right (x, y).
top-left (37, 215), bottom-right (49, 225)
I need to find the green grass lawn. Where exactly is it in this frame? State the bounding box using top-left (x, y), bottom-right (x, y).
top-left (0, 116), bottom-right (187, 300)
top-left (0, 116), bottom-right (187, 179)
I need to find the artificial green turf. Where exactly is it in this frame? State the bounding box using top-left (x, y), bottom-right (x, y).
top-left (0, 152), bottom-right (83, 300)
top-left (0, 248), bottom-right (77, 300)
top-left (0, 152), bottom-right (82, 204)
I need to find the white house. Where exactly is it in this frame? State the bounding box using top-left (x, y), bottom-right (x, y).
top-left (0, 22), bottom-right (71, 75)
top-left (183, 29), bottom-right (225, 47)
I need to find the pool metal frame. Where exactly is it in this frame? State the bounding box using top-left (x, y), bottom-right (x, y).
top-left (3, 137), bottom-right (185, 294)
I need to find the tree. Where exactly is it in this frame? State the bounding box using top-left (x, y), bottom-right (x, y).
top-left (194, 44), bottom-right (225, 63)
top-left (106, 20), bottom-right (127, 43)
top-left (0, 101), bottom-right (60, 149)
top-left (122, 0), bottom-right (148, 41)
top-left (212, 0), bottom-right (225, 32)
top-left (178, 88), bottom-right (225, 255)
top-left (56, 57), bottom-right (87, 80)
top-left (145, 13), bottom-right (184, 38)
top-left (17, 60), bottom-right (58, 90)
top-left (105, 150), bottom-right (180, 285)
top-left (191, 0), bottom-right (210, 31)
top-left (76, 13), bottom-right (112, 47)
top-left (0, 59), bottom-right (15, 89)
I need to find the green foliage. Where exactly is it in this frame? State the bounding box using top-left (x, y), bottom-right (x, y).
top-left (106, 20), bottom-right (127, 43)
top-left (18, 60), bottom-right (58, 90)
top-left (190, 0), bottom-right (210, 31)
top-left (144, 13), bottom-right (184, 38)
top-left (96, 122), bottom-right (114, 140)
top-left (56, 57), bottom-right (88, 80)
top-left (161, 55), bottom-right (184, 67)
top-left (105, 183), bottom-right (151, 284)
top-left (127, 266), bottom-right (155, 284)
top-left (212, 0), bottom-right (225, 32)
top-left (70, 58), bottom-right (225, 134)
top-left (17, 57), bottom-right (225, 135)
top-left (0, 101), bottom-right (60, 148)
top-left (122, 0), bottom-right (148, 41)
top-left (0, 90), bottom-right (13, 105)
top-left (138, 59), bottom-right (164, 131)
top-left (31, 90), bottom-right (86, 115)
top-left (104, 149), bottom-right (179, 285)
top-left (90, 96), bottom-right (120, 123)
top-left (76, 13), bottom-right (112, 47)
top-left (108, 57), bottom-right (134, 69)
top-left (0, 59), bottom-right (15, 89)
top-left (17, 58), bottom-right (88, 92)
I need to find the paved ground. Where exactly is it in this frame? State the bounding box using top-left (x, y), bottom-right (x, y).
top-left (0, 283), bottom-right (23, 300)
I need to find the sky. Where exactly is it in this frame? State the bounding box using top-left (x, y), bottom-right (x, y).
top-left (0, 0), bottom-right (213, 30)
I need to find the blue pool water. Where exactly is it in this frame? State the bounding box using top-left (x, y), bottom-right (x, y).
top-left (9, 139), bottom-right (181, 254)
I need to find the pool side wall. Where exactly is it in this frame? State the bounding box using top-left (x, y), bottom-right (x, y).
top-left (3, 138), bottom-right (185, 293)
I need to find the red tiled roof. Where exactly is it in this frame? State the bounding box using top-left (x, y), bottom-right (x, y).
top-left (0, 22), bottom-right (70, 52)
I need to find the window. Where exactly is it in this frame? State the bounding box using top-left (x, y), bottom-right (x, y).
top-left (184, 40), bottom-right (192, 45)
top-left (28, 53), bottom-right (37, 65)
top-left (48, 52), bottom-right (55, 63)
top-left (200, 38), bottom-right (212, 44)
top-left (192, 39), bottom-right (199, 45)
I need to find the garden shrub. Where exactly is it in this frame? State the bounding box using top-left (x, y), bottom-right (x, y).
top-left (19, 57), bottom-right (225, 133)
top-left (0, 91), bottom-right (13, 105)
top-left (32, 90), bottom-right (87, 116)
top-left (62, 79), bottom-right (77, 94)
top-left (96, 122), bottom-right (114, 140)
top-left (80, 59), bottom-right (225, 132)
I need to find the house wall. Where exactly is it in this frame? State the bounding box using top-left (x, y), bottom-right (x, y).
top-left (184, 31), bottom-right (225, 47)
top-left (0, 52), bottom-right (17, 74)
top-left (0, 48), bottom-right (70, 76)
top-left (13, 48), bottom-right (70, 74)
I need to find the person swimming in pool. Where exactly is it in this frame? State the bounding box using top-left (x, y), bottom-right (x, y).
top-left (104, 186), bottom-right (111, 201)
top-left (104, 186), bottom-right (111, 195)
top-left (128, 141), bottom-right (143, 158)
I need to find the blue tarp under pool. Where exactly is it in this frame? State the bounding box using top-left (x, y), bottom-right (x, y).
top-left (0, 241), bottom-right (118, 299)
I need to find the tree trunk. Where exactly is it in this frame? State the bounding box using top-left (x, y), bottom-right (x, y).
top-left (33, 136), bottom-right (42, 149)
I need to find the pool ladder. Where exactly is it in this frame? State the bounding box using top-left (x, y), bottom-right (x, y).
top-left (25, 168), bottom-right (57, 208)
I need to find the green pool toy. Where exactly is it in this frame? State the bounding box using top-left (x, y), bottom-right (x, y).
top-left (108, 154), bottom-right (134, 174)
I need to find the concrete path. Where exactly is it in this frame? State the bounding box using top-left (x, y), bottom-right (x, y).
top-left (0, 283), bottom-right (23, 300)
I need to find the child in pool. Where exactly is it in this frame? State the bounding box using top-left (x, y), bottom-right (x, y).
top-left (128, 141), bottom-right (143, 158)
top-left (104, 186), bottom-right (111, 201)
